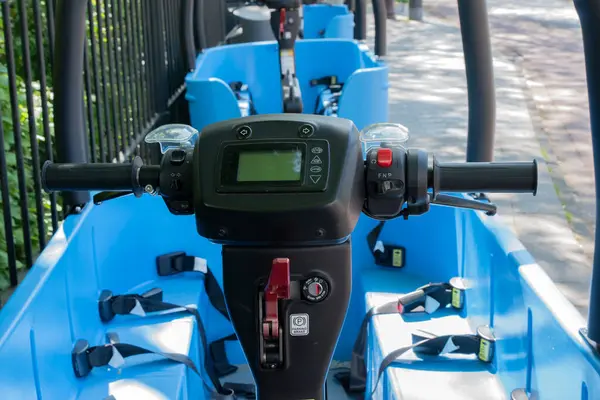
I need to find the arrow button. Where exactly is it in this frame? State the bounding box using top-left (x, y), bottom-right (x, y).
top-left (310, 175), bottom-right (322, 184)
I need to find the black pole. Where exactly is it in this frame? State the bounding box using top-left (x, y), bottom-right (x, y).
top-left (195, 0), bottom-right (207, 51)
top-left (457, 0), bottom-right (496, 162)
top-left (219, 0), bottom-right (227, 43)
top-left (372, 0), bottom-right (387, 57)
top-left (574, 0), bottom-right (600, 344)
top-left (53, 0), bottom-right (90, 208)
top-left (354, 0), bottom-right (366, 41)
top-left (183, 0), bottom-right (196, 70)
top-left (409, 0), bottom-right (423, 21)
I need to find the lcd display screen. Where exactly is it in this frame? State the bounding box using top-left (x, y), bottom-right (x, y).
top-left (237, 149), bottom-right (303, 182)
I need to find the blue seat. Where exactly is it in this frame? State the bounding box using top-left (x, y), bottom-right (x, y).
top-left (0, 196), bottom-right (243, 400)
top-left (303, 4), bottom-right (355, 39)
top-left (363, 269), bottom-right (504, 400)
top-left (185, 39), bottom-right (388, 132)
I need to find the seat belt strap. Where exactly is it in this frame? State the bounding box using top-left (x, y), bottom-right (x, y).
top-left (153, 252), bottom-right (256, 398)
top-left (156, 252), bottom-right (230, 320)
top-left (335, 280), bottom-right (466, 393)
top-left (210, 333), bottom-right (239, 377)
top-left (366, 221), bottom-right (407, 268)
top-left (155, 252), bottom-right (235, 363)
top-left (367, 327), bottom-right (496, 399)
top-left (97, 288), bottom-right (229, 396)
top-left (72, 334), bottom-right (235, 399)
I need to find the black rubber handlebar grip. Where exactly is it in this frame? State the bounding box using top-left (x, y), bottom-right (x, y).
top-left (42, 157), bottom-right (144, 193)
top-left (431, 160), bottom-right (538, 194)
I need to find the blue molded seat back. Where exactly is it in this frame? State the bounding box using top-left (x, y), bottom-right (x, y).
top-left (185, 39), bottom-right (388, 131)
top-left (303, 4), bottom-right (354, 39)
top-left (357, 201), bottom-right (600, 399)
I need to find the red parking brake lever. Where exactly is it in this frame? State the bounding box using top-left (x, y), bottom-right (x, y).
top-left (279, 9), bottom-right (286, 35)
top-left (262, 258), bottom-right (291, 340)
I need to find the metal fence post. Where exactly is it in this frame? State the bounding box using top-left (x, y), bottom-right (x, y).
top-left (457, 0), bottom-right (496, 162)
top-left (409, 0), bottom-right (423, 21)
top-left (574, 0), bottom-right (600, 346)
top-left (53, 0), bottom-right (90, 208)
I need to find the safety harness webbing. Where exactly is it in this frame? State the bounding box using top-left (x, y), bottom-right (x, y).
top-left (74, 334), bottom-right (234, 399)
top-left (366, 329), bottom-right (494, 399)
top-left (156, 252), bottom-right (240, 376)
top-left (98, 287), bottom-right (231, 396)
top-left (210, 334), bottom-right (239, 377)
top-left (334, 281), bottom-right (464, 393)
top-left (155, 252), bottom-right (255, 396)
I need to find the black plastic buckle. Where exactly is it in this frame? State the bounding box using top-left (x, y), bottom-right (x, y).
top-left (72, 339), bottom-right (92, 378)
top-left (310, 75), bottom-right (339, 87)
top-left (156, 251), bottom-right (191, 276)
top-left (98, 288), bottom-right (164, 322)
top-left (374, 245), bottom-right (406, 268)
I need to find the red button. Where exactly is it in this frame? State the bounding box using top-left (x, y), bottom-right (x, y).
top-left (377, 148), bottom-right (393, 168)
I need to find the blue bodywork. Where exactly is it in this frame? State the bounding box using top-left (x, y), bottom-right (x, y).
top-left (185, 39), bottom-right (388, 132)
top-left (0, 193), bottom-right (598, 399)
top-left (0, 10), bottom-right (597, 398)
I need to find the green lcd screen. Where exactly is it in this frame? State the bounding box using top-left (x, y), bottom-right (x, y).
top-left (237, 149), bottom-right (303, 182)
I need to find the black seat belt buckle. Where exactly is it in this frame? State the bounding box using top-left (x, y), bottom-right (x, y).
top-left (310, 76), bottom-right (338, 87)
top-left (156, 251), bottom-right (188, 276)
top-left (99, 288), bottom-right (164, 322)
top-left (374, 244), bottom-right (406, 268)
top-left (98, 290), bottom-right (115, 322)
top-left (476, 325), bottom-right (496, 363)
top-left (72, 339), bottom-right (92, 378)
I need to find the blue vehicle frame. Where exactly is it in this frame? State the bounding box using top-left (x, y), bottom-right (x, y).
top-left (1, 1), bottom-right (600, 399)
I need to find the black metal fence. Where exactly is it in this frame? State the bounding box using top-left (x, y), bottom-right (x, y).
top-left (80, 0), bottom-right (191, 164)
top-left (0, 0), bottom-right (192, 296)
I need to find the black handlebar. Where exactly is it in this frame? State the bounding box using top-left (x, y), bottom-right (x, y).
top-left (430, 160), bottom-right (538, 195)
top-left (42, 157), bottom-right (160, 196)
top-left (41, 152), bottom-right (538, 212)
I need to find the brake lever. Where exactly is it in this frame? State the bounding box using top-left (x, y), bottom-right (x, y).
top-left (93, 191), bottom-right (134, 205)
top-left (430, 194), bottom-right (497, 216)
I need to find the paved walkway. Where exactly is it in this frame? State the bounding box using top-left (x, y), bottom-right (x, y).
top-left (425, 0), bottom-right (595, 266)
top-left (370, 1), bottom-right (593, 316)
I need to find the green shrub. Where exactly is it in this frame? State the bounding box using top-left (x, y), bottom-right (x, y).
top-left (0, 62), bottom-right (57, 290)
top-left (0, 0), bottom-right (58, 290)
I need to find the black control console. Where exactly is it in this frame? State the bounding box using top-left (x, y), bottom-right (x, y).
top-left (190, 115), bottom-right (363, 400)
top-left (193, 114), bottom-right (364, 244)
